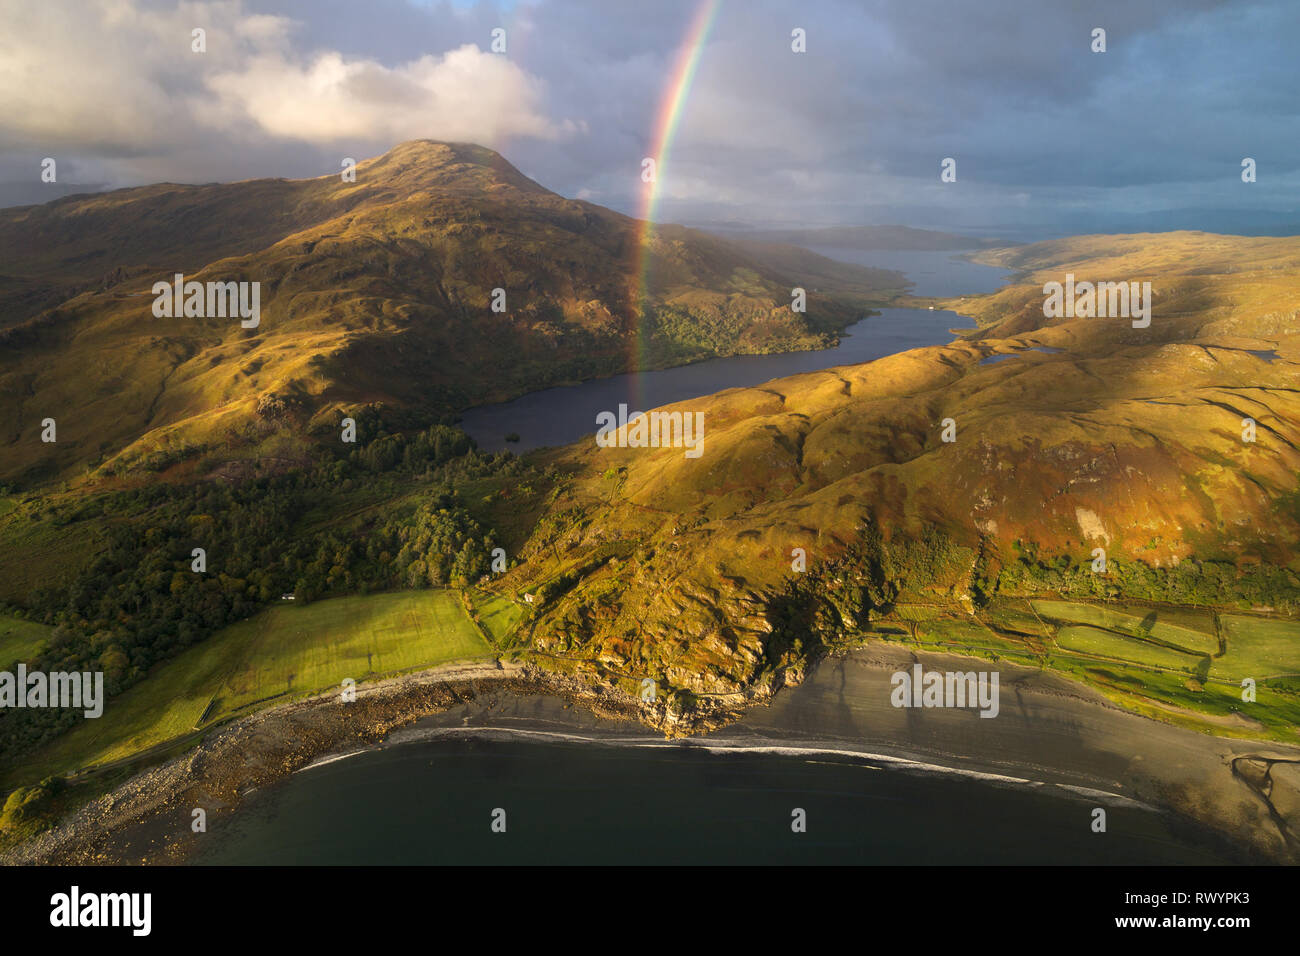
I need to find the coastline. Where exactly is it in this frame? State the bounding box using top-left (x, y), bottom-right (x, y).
top-left (7, 642), bottom-right (1299, 865)
top-left (0, 659), bottom-right (653, 865)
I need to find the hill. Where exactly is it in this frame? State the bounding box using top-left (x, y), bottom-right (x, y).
top-left (493, 231), bottom-right (1300, 727)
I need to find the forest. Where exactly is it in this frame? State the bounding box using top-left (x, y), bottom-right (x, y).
top-left (0, 422), bottom-right (537, 762)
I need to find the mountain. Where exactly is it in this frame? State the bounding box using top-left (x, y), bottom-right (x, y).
top-left (0, 181), bottom-right (109, 213)
top-left (0, 141), bottom-right (901, 486)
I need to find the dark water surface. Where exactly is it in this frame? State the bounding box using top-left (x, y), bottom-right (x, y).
top-left (193, 734), bottom-right (1234, 865)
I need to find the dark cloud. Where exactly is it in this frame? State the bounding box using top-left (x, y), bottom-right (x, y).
top-left (4, 0), bottom-right (1296, 234)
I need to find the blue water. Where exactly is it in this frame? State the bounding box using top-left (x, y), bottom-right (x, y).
top-left (979, 346), bottom-right (1065, 366)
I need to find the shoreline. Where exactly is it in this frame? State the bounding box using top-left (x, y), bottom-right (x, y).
top-left (6, 643), bottom-right (1300, 865)
top-left (330, 721), bottom-right (1156, 809)
top-left (0, 659), bottom-right (657, 865)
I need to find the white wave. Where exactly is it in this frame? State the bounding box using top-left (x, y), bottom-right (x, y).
top-left (374, 724), bottom-right (1150, 808)
top-left (295, 748), bottom-right (374, 772)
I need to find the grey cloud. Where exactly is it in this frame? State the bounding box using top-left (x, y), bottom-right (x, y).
top-left (2, 0), bottom-right (1295, 235)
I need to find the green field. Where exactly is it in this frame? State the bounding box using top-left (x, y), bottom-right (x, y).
top-left (1212, 615), bottom-right (1300, 681)
top-left (469, 591), bottom-right (525, 645)
top-left (1030, 600), bottom-right (1218, 654)
top-left (0, 507), bottom-right (101, 606)
top-left (4, 589), bottom-right (492, 788)
top-left (893, 604), bottom-right (947, 622)
top-left (216, 589), bottom-right (490, 712)
top-left (980, 603), bottom-right (1052, 640)
top-left (947, 598), bottom-right (1300, 739)
top-left (912, 616), bottom-right (1043, 664)
top-left (0, 614), bottom-right (52, 668)
top-left (1052, 624), bottom-right (1206, 673)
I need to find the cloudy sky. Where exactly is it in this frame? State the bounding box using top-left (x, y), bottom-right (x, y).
top-left (3, 0), bottom-right (1298, 237)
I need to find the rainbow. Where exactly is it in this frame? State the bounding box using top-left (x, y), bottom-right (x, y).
top-left (627, 0), bottom-right (722, 404)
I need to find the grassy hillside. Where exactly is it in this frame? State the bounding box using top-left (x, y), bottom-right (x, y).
top-left (3, 589), bottom-right (496, 789)
top-left (0, 613), bottom-right (51, 669)
top-left (0, 419), bottom-right (547, 772)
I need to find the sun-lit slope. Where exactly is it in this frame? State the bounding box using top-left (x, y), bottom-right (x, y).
top-left (954, 231), bottom-right (1300, 347)
top-left (0, 141), bottom-right (894, 485)
top-left (0, 142), bottom-right (557, 297)
top-left (0, 147), bottom-right (453, 330)
top-left (3, 589), bottom-right (490, 788)
top-left (500, 232), bottom-right (1300, 700)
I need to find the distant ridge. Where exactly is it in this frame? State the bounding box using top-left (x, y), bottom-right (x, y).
top-left (707, 224), bottom-right (1015, 251)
